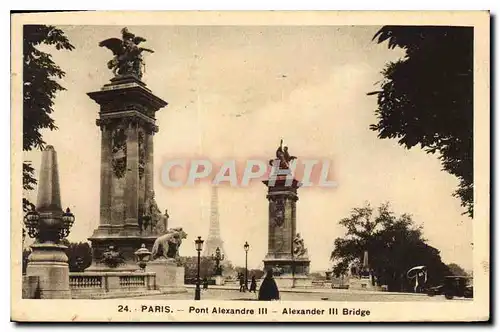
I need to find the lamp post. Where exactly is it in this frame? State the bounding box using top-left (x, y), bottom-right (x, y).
top-left (134, 244), bottom-right (152, 272)
top-left (243, 241), bottom-right (249, 292)
top-left (23, 207), bottom-right (75, 244)
top-left (194, 236), bottom-right (204, 300)
top-left (211, 247), bottom-right (224, 276)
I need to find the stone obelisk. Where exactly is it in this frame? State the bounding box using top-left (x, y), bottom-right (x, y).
top-left (86, 28), bottom-right (168, 271)
top-left (26, 146), bottom-right (71, 299)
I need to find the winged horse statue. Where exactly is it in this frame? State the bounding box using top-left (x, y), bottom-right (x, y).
top-left (98, 27), bottom-right (154, 79)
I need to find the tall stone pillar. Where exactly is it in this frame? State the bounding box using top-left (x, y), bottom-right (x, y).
top-left (262, 142), bottom-right (311, 288)
top-left (145, 132), bottom-right (154, 197)
top-left (122, 121), bottom-right (140, 235)
top-left (86, 75), bottom-right (167, 272)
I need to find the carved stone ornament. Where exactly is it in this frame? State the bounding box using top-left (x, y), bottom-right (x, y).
top-left (138, 131), bottom-right (146, 179)
top-left (272, 198), bottom-right (285, 227)
top-left (111, 128), bottom-right (127, 178)
top-left (100, 245), bottom-right (125, 268)
top-left (292, 233), bottom-right (308, 258)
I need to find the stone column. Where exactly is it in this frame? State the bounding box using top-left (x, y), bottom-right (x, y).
top-left (122, 119), bottom-right (140, 234)
top-left (267, 199), bottom-right (273, 255)
top-left (99, 124), bottom-right (112, 227)
top-left (283, 197), bottom-right (293, 255)
top-left (145, 130), bottom-right (154, 199)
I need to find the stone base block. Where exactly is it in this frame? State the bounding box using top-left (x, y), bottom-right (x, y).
top-left (214, 275), bottom-right (225, 286)
top-left (348, 277), bottom-right (380, 291)
top-left (22, 275), bottom-right (41, 299)
top-left (26, 244), bottom-right (71, 299)
top-left (86, 234), bottom-right (158, 272)
top-left (146, 258), bottom-right (184, 289)
top-left (273, 275), bottom-right (313, 289)
top-left (263, 256), bottom-right (311, 276)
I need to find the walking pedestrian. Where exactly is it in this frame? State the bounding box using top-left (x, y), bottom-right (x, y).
top-left (239, 273), bottom-right (245, 292)
top-left (249, 275), bottom-right (257, 293)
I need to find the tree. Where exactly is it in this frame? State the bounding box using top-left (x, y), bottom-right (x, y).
top-left (180, 256), bottom-right (217, 282)
top-left (59, 240), bottom-right (92, 272)
top-left (447, 263), bottom-right (468, 276)
top-left (22, 248), bottom-right (31, 275)
top-left (330, 202), bottom-right (451, 292)
top-left (23, 25), bottom-right (74, 212)
top-left (369, 26), bottom-right (473, 218)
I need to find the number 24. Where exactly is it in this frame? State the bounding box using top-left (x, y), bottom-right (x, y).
top-left (118, 305), bottom-right (129, 312)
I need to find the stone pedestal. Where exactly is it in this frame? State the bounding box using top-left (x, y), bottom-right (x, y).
top-left (146, 258), bottom-right (184, 290)
top-left (26, 243), bottom-right (71, 299)
top-left (214, 275), bottom-right (225, 286)
top-left (273, 275), bottom-right (313, 289)
top-left (349, 276), bottom-right (379, 291)
top-left (86, 236), bottom-right (158, 272)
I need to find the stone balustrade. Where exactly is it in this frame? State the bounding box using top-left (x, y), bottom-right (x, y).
top-left (69, 271), bottom-right (156, 298)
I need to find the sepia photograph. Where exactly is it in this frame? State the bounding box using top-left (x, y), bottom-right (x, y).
top-left (11, 11), bottom-right (490, 322)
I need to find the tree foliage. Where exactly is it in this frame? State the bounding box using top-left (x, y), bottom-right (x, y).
top-left (447, 263), bottom-right (468, 276)
top-left (369, 26), bottom-right (473, 218)
top-left (180, 256), bottom-right (218, 281)
top-left (23, 25), bottom-right (74, 212)
top-left (330, 202), bottom-right (450, 292)
top-left (233, 267), bottom-right (265, 280)
top-left (60, 240), bottom-right (93, 272)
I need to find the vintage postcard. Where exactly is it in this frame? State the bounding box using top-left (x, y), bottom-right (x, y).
top-left (11, 11), bottom-right (490, 322)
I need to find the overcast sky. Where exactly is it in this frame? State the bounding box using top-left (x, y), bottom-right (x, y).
top-left (23, 25), bottom-right (473, 272)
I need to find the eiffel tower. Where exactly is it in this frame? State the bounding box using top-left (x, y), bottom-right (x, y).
top-left (202, 185), bottom-right (226, 258)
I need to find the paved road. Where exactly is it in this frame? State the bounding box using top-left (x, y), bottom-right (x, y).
top-left (132, 288), bottom-right (463, 302)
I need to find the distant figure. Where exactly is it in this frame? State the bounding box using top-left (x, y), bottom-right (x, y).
top-left (203, 277), bottom-right (209, 290)
top-left (258, 269), bottom-right (280, 301)
top-left (249, 276), bottom-right (257, 293)
top-left (239, 274), bottom-right (246, 292)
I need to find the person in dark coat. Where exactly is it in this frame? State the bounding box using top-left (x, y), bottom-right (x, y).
top-left (202, 277), bottom-right (209, 290)
top-left (239, 273), bottom-right (246, 292)
top-left (258, 269), bottom-right (280, 301)
top-left (249, 275), bottom-right (257, 293)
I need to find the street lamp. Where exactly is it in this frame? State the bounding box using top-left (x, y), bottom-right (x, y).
top-left (61, 208), bottom-right (75, 239)
top-left (23, 210), bottom-right (40, 239)
top-left (23, 207), bottom-right (75, 244)
top-left (244, 241), bottom-right (250, 292)
top-left (194, 236), bottom-right (204, 300)
top-left (211, 247), bottom-right (224, 276)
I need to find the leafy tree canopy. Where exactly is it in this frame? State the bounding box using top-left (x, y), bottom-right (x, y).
top-left (447, 263), bottom-right (468, 276)
top-left (23, 25), bottom-right (74, 212)
top-left (60, 240), bottom-right (92, 272)
top-left (369, 26), bottom-right (473, 218)
top-left (331, 202), bottom-right (450, 292)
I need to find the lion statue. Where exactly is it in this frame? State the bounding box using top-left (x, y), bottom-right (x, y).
top-left (151, 227), bottom-right (188, 260)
